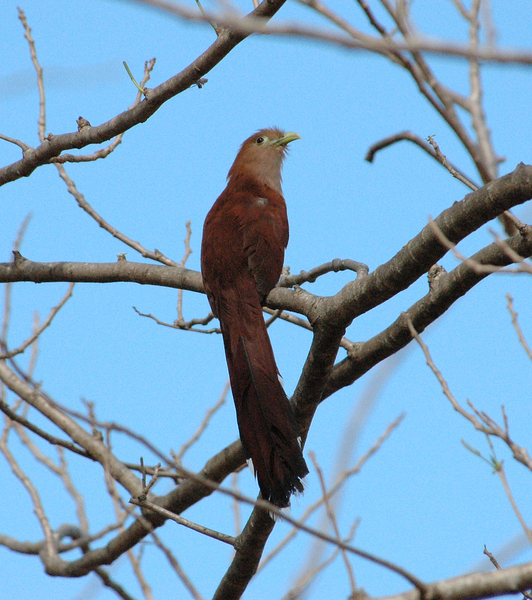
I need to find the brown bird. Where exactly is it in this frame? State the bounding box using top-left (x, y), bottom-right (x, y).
top-left (201, 128), bottom-right (308, 508)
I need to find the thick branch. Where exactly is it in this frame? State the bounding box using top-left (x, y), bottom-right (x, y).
top-left (379, 559), bottom-right (532, 600)
top-left (0, 252), bottom-right (202, 292)
top-left (325, 226), bottom-right (532, 398)
top-left (212, 507), bottom-right (275, 600)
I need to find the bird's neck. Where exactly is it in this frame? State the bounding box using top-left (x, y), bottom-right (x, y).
top-left (227, 157), bottom-right (284, 195)
top-left (227, 171), bottom-right (283, 196)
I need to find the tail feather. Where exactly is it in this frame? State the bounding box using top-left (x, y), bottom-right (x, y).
top-left (222, 318), bottom-right (308, 508)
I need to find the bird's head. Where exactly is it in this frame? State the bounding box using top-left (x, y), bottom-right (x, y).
top-left (227, 128), bottom-right (301, 194)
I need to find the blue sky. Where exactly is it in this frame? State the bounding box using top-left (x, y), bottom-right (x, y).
top-left (1, 1), bottom-right (532, 599)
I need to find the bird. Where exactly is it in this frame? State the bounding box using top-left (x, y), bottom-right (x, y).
top-left (201, 128), bottom-right (309, 508)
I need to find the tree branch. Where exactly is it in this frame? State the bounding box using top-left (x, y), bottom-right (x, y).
top-left (0, 0), bottom-right (289, 186)
top-left (0, 360), bottom-right (143, 499)
top-left (325, 225), bottom-right (532, 398)
top-left (0, 252), bottom-right (202, 291)
top-left (378, 560), bottom-right (532, 600)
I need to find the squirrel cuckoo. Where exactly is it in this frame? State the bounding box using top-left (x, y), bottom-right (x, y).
top-left (201, 128), bottom-right (308, 508)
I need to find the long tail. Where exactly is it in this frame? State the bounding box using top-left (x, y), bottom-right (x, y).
top-left (221, 304), bottom-right (308, 508)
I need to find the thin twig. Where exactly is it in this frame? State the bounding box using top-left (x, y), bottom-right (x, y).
top-left (496, 463), bottom-right (532, 548)
top-left (427, 135), bottom-right (478, 190)
top-left (0, 283), bottom-right (74, 359)
top-left (19, 8), bottom-right (170, 270)
top-left (138, 462), bottom-right (162, 500)
top-left (0, 133), bottom-right (31, 152)
top-left (175, 381), bottom-right (229, 461)
top-left (262, 306), bottom-right (359, 352)
top-left (150, 531), bottom-right (205, 600)
top-left (18, 8), bottom-right (46, 141)
top-left (484, 545), bottom-right (502, 569)
top-left (98, 1), bottom-right (532, 66)
top-left (56, 165), bottom-right (179, 266)
top-left (104, 432), bottom-right (155, 600)
top-left (2, 214), bottom-right (32, 346)
top-left (309, 451), bottom-right (357, 594)
top-left (46, 393), bottom-right (175, 466)
top-left (406, 315), bottom-right (532, 474)
top-left (0, 432), bottom-right (56, 559)
top-left (427, 218), bottom-right (532, 275)
top-left (463, 0), bottom-right (499, 180)
top-left (483, 547), bottom-right (532, 600)
top-left (131, 497), bottom-right (237, 546)
top-left (176, 220), bottom-right (194, 326)
top-left (93, 568), bottom-right (138, 600)
top-left (124, 462), bottom-right (180, 481)
top-left (134, 457), bottom-right (427, 589)
top-left (506, 295), bottom-right (532, 362)
top-left (282, 521), bottom-right (360, 600)
top-left (52, 59), bottom-right (157, 165)
top-left (133, 306), bottom-right (216, 333)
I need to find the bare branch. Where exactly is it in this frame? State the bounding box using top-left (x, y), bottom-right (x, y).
top-left (0, 283), bottom-right (74, 359)
top-left (365, 130), bottom-right (479, 188)
top-left (1, 251), bottom-right (202, 292)
top-left (131, 497), bottom-right (237, 546)
top-left (425, 219), bottom-right (532, 275)
top-left (18, 8), bottom-right (46, 141)
top-left (176, 220), bottom-right (194, 322)
top-left (484, 545), bottom-right (502, 570)
top-left (0, 133), bottom-right (31, 152)
top-left (175, 381), bottom-right (229, 462)
top-left (135, 0), bottom-right (532, 65)
top-left (366, 130), bottom-right (438, 162)
top-left (427, 135), bottom-right (478, 190)
top-left (51, 397), bottom-right (175, 467)
top-left (92, 568), bottom-right (138, 600)
top-left (280, 258), bottom-right (369, 287)
top-left (133, 306), bottom-right (216, 333)
top-left (309, 451), bottom-right (356, 594)
top-left (377, 561), bottom-right (532, 600)
top-left (2, 214), bottom-right (32, 344)
top-left (260, 413), bottom-right (403, 571)
top-left (150, 531), bottom-right (205, 600)
top-left (506, 294), bottom-right (532, 362)
top-left (0, 399), bottom-right (89, 457)
top-left (53, 60), bottom-right (157, 165)
top-left (280, 529), bottom-right (355, 600)
top-left (463, 0), bottom-right (499, 180)
top-left (496, 465), bottom-right (532, 548)
top-left (325, 222), bottom-right (532, 403)
top-left (406, 316), bottom-right (532, 476)
top-left (0, 359), bottom-right (144, 496)
top-left (0, 429), bottom-right (56, 560)
top-left (56, 166), bottom-right (179, 267)
top-left (0, 518), bottom-right (127, 556)
top-left (0, 0), bottom-right (291, 186)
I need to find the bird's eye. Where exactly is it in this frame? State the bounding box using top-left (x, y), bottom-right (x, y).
top-left (255, 136), bottom-right (265, 145)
